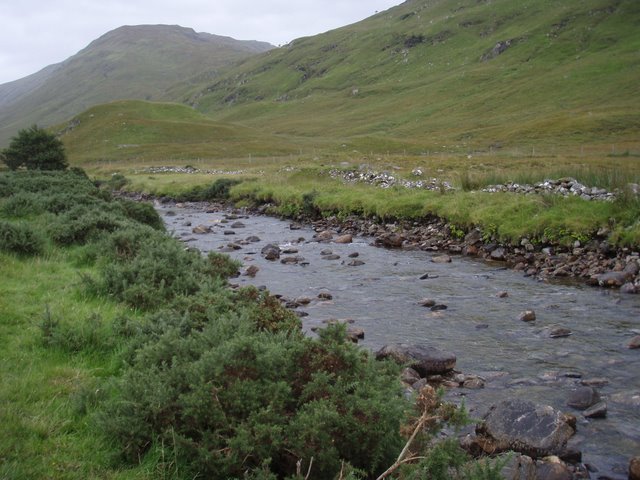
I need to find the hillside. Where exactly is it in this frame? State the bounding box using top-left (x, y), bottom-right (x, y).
top-left (0, 25), bottom-right (273, 145)
top-left (189, 0), bottom-right (640, 153)
top-left (58, 100), bottom-right (298, 165)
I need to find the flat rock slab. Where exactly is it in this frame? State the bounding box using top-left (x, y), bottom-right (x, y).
top-left (475, 399), bottom-right (576, 459)
top-left (375, 343), bottom-right (456, 376)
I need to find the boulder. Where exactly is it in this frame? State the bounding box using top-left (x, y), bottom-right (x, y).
top-left (628, 335), bottom-right (640, 349)
top-left (334, 234), bottom-right (353, 244)
top-left (261, 244), bottom-right (281, 261)
top-left (519, 310), bottom-right (537, 322)
top-left (596, 270), bottom-right (634, 288)
top-left (475, 399), bottom-right (576, 459)
top-left (375, 344), bottom-right (456, 376)
top-left (567, 386), bottom-right (601, 410)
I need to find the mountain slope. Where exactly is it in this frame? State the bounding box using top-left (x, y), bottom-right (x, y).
top-left (59, 100), bottom-right (297, 164)
top-left (0, 25), bottom-right (273, 145)
top-left (190, 0), bottom-right (640, 152)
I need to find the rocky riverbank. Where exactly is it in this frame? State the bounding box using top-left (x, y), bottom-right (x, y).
top-left (263, 207), bottom-right (640, 293)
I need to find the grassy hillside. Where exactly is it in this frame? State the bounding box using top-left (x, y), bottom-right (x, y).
top-left (0, 25), bottom-right (273, 146)
top-left (190, 0), bottom-right (640, 153)
top-left (58, 100), bottom-right (298, 167)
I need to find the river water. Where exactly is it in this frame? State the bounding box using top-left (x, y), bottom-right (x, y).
top-left (159, 203), bottom-right (640, 478)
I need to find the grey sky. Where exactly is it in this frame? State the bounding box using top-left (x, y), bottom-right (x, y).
top-left (0, 0), bottom-right (401, 85)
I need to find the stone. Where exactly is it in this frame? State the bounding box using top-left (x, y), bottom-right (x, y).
top-left (420, 299), bottom-right (436, 307)
top-left (322, 254), bottom-right (341, 261)
top-left (375, 344), bottom-right (456, 376)
top-left (223, 230), bottom-right (236, 235)
top-left (281, 256), bottom-right (304, 265)
top-left (475, 399), bottom-right (576, 459)
top-left (346, 327), bottom-right (365, 342)
top-left (583, 401), bottom-right (607, 419)
top-left (192, 224), bottom-right (212, 234)
top-left (261, 244), bottom-right (281, 261)
top-left (629, 456), bottom-right (640, 480)
top-left (314, 230), bottom-right (334, 242)
top-left (621, 283), bottom-right (638, 294)
top-left (401, 367), bottom-right (422, 385)
top-left (231, 221), bottom-right (246, 228)
top-left (464, 229), bottom-right (482, 245)
top-left (628, 336), bottom-right (640, 349)
top-left (497, 291), bottom-right (509, 298)
top-left (596, 270), bottom-right (633, 288)
top-left (244, 265), bottom-right (259, 277)
top-left (549, 327), bottom-right (572, 338)
top-left (246, 235), bottom-right (261, 243)
top-left (490, 247), bottom-right (506, 261)
top-left (519, 310), bottom-right (537, 322)
top-left (376, 233), bottom-right (404, 249)
top-left (318, 292), bottom-right (333, 301)
top-left (567, 386), bottom-right (601, 410)
top-left (348, 252), bottom-right (360, 258)
top-left (320, 248), bottom-right (333, 256)
top-left (348, 260), bottom-right (365, 266)
top-left (430, 304), bottom-right (448, 311)
top-left (432, 254), bottom-right (452, 264)
top-left (334, 234), bottom-right (353, 244)
top-left (295, 296), bottom-right (312, 305)
top-left (463, 377), bottom-right (486, 389)
top-left (536, 462), bottom-right (573, 480)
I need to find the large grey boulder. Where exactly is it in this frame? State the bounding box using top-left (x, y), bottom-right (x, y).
top-left (375, 344), bottom-right (456, 376)
top-left (474, 399), bottom-right (576, 459)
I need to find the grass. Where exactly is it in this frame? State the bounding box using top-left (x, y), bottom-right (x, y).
top-left (0, 250), bottom-right (153, 480)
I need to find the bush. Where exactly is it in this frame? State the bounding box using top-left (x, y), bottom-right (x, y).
top-left (49, 204), bottom-right (130, 246)
top-left (176, 178), bottom-right (242, 202)
top-left (100, 321), bottom-right (404, 479)
top-left (1, 125), bottom-right (68, 170)
top-left (1, 192), bottom-right (45, 217)
top-left (0, 221), bottom-right (45, 256)
top-left (116, 199), bottom-right (165, 231)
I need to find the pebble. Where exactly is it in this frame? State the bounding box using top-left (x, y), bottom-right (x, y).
top-left (420, 299), bottom-right (436, 307)
top-left (432, 254), bottom-right (452, 264)
top-left (550, 327), bottom-right (572, 338)
top-left (583, 401), bottom-right (607, 419)
top-left (318, 292), bottom-right (333, 301)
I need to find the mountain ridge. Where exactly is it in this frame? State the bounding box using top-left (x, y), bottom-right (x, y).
top-left (0, 24), bottom-right (274, 145)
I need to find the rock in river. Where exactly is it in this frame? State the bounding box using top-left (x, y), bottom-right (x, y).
top-left (261, 244), bottom-right (281, 261)
top-left (375, 344), bottom-right (456, 376)
top-left (567, 386), bottom-right (601, 410)
top-left (473, 399), bottom-right (576, 459)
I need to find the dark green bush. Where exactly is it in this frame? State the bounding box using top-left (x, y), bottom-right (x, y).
top-left (116, 199), bottom-right (165, 231)
top-left (100, 320), bottom-right (404, 479)
top-left (1, 125), bottom-right (68, 170)
top-left (0, 221), bottom-right (45, 256)
top-left (49, 204), bottom-right (130, 246)
top-left (1, 192), bottom-right (45, 217)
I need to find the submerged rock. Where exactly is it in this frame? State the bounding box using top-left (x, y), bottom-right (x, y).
top-left (261, 244), bottom-right (281, 261)
top-left (567, 386), bottom-right (601, 410)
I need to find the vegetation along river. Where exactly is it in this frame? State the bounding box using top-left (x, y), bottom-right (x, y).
top-left (158, 202), bottom-right (640, 478)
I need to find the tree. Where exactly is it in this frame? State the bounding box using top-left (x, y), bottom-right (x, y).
top-left (1, 125), bottom-right (68, 170)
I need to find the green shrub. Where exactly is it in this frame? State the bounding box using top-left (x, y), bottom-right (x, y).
top-left (1, 125), bottom-right (68, 171)
top-left (116, 199), bottom-right (165, 230)
top-left (0, 220), bottom-right (45, 256)
top-left (100, 321), bottom-right (404, 479)
top-left (49, 204), bottom-right (130, 246)
top-left (1, 192), bottom-right (45, 217)
top-left (176, 178), bottom-right (242, 202)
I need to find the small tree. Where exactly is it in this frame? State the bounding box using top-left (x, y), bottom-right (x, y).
top-left (1, 125), bottom-right (68, 171)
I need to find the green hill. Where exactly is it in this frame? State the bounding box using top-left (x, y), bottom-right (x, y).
top-left (59, 100), bottom-right (297, 166)
top-left (188, 0), bottom-right (640, 154)
top-left (0, 25), bottom-right (273, 145)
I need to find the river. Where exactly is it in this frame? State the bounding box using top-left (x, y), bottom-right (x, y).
top-left (159, 202), bottom-right (640, 478)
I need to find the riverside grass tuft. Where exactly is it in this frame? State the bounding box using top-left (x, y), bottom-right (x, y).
top-left (0, 170), bottom-right (505, 479)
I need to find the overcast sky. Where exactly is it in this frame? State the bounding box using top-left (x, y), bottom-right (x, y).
top-left (0, 0), bottom-right (402, 85)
